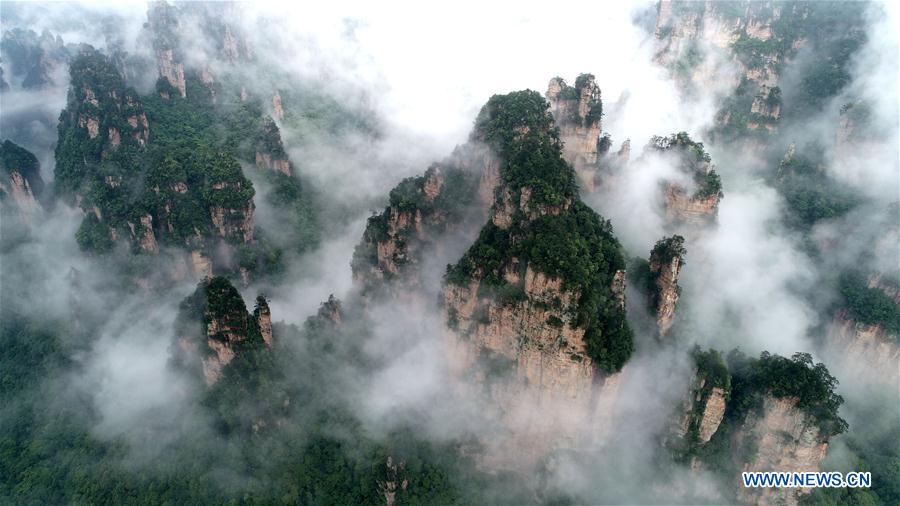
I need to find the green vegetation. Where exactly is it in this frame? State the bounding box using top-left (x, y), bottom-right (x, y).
top-left (447, 90), bottom-right (632, 371)
top-left (673, 347), bottom-right (731, 462)
top-left (0, 140), bottom-right (44, 198)
top-left (1, 290), bottom-right (515, 505)
top-left (646, 235), bottom-right (686, 314)
top-left (650, 235), bottom-right (686, 267)
top-left (839, 272), bottom-right (900, 336)
top-left (351, 164), bottom-right (480, 282)
top-left (727, 350), bottom-right (847, 437)
top-left (52, 49), bottom-right (328, 281)
top-left (473, 90), bottom-right (577, 208)
top-left (651, 132), bottom-right (723, 200)
top-left (774, 154), bottom-right (859, 229)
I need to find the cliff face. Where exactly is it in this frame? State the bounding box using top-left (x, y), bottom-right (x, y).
top-left (255, 116), bottom-right (292, 176)
top-left (439, 91), bottom-right (632, 468)
top-left (209, 181), bottom-right (255, 243)
top-left (736, 396), bottom-right (830, 505)
top-left (670, 348), bottom-right (729, 460)
top-left (664, 185), bottom-right (719, 224)
top-left (829, 309), bottom-right (900, 386)
top-left (175, 277), bottom-right (272, 385)
top-left (655, 1), bottom-right (867, 139)
top-left (54, 49), bottom-right (260, 284)
top-left (0, 28), bottom-right (72, 89)
top-left (649, 235), bottom-right (685, 337)
top-left (352, 154), bottom-right (488, 293)
top-left (546, 74), bottom-right (603, 191)
top-left (667, 351), bottom-right (845, 504)
top-left (443, 264), bottom-right (626, 466)
top-left (655, 1), bottom-right (784, 135)
top-left (827, 269), bottom-right (900, 386)
top-left (56, 48), bottom-right (150, 169)
top-left (0, 140), bottom-right (45, 222)
top-left (673, 380), bottom-right (727, 445)
top-left (271, 90), bottom-right (284, 120)
top-left (650, 133), bottom-right (722, 226)
top-left (147, 1), bottom-right (186, 98)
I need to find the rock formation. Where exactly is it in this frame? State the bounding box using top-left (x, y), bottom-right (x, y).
top-left (670, 348), bottom-right (729, 457)
top-left (271, 90), bottom-right (284, 120)
top-left (829, 311), bottom-right (899, 385)
top-left (546, 74), bottom-right (603, 191)
top-left (0, 140), bottom-right (44, 222)
top-left (648, 235), bottom-right (686, 336)
top-left (667, 350), bottom-right (846, 505)
top-left (55, 48), bottom-right (150, 177)
top-left (654, 1), bottom-right (784, 134)
top-left (0, 27), bottom-right (72, 89)
top-left (736, 396), bottom-right (831, 505)
top-left (147, 0), bottom-right (186, 98)
top-left (255, 116), bottom-right (292, 176)
top-left (654, 1), bottom-right (867, 138)
top-left (175, 276), bottom-right (272, 385)
top-left (209, 181), bottom-right (256, 243)
top-left (54, 49), bottom-right (260, 284)
top-left (649, 133), bottom-right (722, 226)
top-left (378, 457), bottom-right (409, 506)
top-left (351, 153), bottom-right (489, 293)
top-left (317, 294), bottom-right (343, 325)
top-left (439, 91), bottom-right (633, 468)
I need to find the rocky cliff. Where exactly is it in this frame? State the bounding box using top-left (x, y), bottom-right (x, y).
top-left (684, 351), bottom-right (847, 505)
top-left (654, 1), bottom-right (784, 137)
top-left (735, 396), bottom-right (831, 505)
top-left (649, 132), bottom-right (722, 225)
top-left (54, 49), bottom-right (259, 283)
top-left (175, 276), bottom-right (272, 385)
top-left (0, 140), bottom-right (45, 222)
top-left (352, 151), bottom-right (489, 293)
top-left (0, 27), bottom-right (73, 89)
top-left (55, 47), bottom-right (150, 183)
top-left (654, 1), bottom-right (867, 139)
top-left (255, 116), bottom-right (292, 176)
top-left (147, 0), bottom-right (186, 98)
top-left (648, 235), bottom-right (686, 336)
top-left (670, 348), bottom-right (729, 459)
top-left (828, 271), bottom-right (900, 386)
top-left (546, 74), bottom-right (603, 191)
top-left (439, 90), bottom-right (633, 467)
top-left (828, 311), bottom-right (899, 386)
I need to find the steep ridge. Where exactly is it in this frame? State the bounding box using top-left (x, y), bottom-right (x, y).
top-left (546, 74), bottom-right (604, 191)
top-left (647, 235), bottom-right (686, 337)
top-left (352, 142), bottom-right (499, 294)
top-left (440, 90), bottom-right (633, 467)
top-left (0, 140), bottom-right (45, 223)
top-left (672, 350), bottom-right (847, 505)
top-left (174, 276), bottom-right (272, 385)
top-left (654, 1), bottom-right (868, 141)
top-left (827, 271), bottom-right (900, 386)
top-left (55, 49), bottom-right (258, 276)
top-left (649, 132), bottom-right (723, 226)
top-left (0, 27), bottom-right (74, 89)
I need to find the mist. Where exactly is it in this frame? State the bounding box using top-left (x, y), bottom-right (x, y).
top-left (2, 1), bottom-right (898, 504)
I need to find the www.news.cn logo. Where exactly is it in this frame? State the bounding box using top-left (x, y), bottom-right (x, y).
top-left (742, 471), bottom-right (872, 488)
